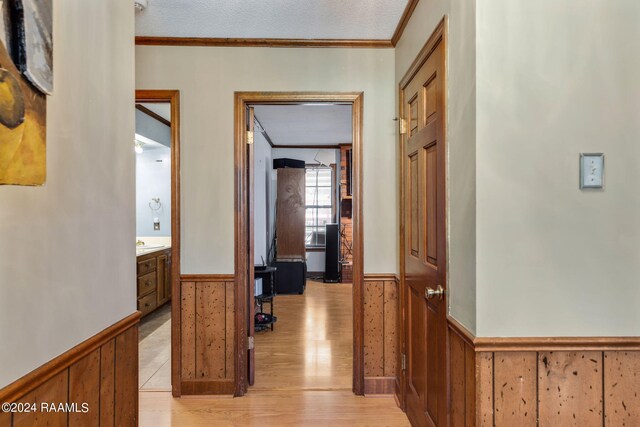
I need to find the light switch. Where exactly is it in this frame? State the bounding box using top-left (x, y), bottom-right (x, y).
top-left (580, 153), bottom-right (604, 189)
top-left (153, 217), bottom-right (160, 230)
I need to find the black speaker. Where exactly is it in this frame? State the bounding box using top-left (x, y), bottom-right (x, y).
top-left (273, 158), bottom-right (305, 169)
top-left (274, 259), bottom-right (307, 294)
top-left (324, 223), bottom-right (340, 283)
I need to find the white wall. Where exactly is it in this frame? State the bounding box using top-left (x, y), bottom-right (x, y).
top-left (136, 46), bottom-right (396, 274)
top-left (476, 0), bottom-right (640, 337)
top-left (395, 1), bottom-right (477, 333)
top-left (253, 130), bottom-right (272, 264)
top-left (0, 1), bottom-right (135, 387)
top-left (136, 146), bottom-right (172, 237)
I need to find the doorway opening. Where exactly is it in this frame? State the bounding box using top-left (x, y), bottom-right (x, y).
top-left (234, 92), bottom-right (365, 396)
top-left (135, 90), bottom-right (181, 396)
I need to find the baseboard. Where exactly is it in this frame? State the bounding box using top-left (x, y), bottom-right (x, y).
top-left (0, 312), bottom-right (141, 426)
top-left (180, 379), bottom-right (235, 395)
top-left (364, 377), bottom-right (395, 395)
top-left (363, 273), bottom-right (397, 282)
top-left (180, 274), bottom-right (235, 282)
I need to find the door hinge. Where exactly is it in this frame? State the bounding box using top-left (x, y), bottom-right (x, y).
top-left (246, 130), bottom-right (254, 145)
top-left (401, 353), bottom-right (406, 371)
top-left (399, 118), bottom-right (407, 135)
top-left (248, 336), bottom-right (254, 350)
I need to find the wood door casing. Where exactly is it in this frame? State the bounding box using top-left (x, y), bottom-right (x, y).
top-left (401, 35), bottom-right (447, 427)
top-left (247, 107), bottom-right (256, 386)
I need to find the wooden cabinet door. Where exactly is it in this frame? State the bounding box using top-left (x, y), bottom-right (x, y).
top-left (157, 253), bottom-right (169, 305)
top-left (401, 37), bottom-right (447, 427)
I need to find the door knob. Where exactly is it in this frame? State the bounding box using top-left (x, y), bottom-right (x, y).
top-left (425, 285), bottom-right (444, 300)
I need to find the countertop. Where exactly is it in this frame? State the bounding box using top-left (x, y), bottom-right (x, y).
top-left (136, 245), bottom-right (171, 257)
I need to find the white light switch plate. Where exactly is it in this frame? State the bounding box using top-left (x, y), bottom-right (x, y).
top-left (580, 153), bottom-right (604, 189)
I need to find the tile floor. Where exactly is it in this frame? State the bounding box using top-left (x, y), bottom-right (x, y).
top-left (139, 303), bottom-right (171, 391)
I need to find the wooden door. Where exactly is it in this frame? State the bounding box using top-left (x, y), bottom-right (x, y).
top-left (401, 38), bottom-right (447, 427)
top-left (247, 106), bottom-right (256, 386)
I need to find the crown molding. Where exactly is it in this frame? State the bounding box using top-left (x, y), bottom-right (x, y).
top-left (135, 37), bottom-right (393, 49)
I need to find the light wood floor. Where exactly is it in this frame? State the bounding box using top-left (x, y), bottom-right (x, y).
top-left (139, 390), bottom-right (410, 426)
top-left (253, 280), bottom-right (352, 390)
top-left (139, 281), bottom-right (409, 426)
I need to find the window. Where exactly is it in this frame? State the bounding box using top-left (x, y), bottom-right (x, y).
top-left (305, 166), bottom-right (333, 248)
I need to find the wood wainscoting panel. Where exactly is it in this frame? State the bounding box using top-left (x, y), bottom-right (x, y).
top-left (99, 339), bottom-right (116, 427)
top-left (493, 352), bottom-right (536, 427)
top-left (196, 283), bottom-right (226, 379)
top-left (13, 370), bottom-right (68, 427)
top-left (68, 349), bottom-right (100, 426)
top-left (604, 351), bottom-right (640, 424)
top-left (114, 326), bottom-right (138, 425)
top-left (364, 281), bottom-right (384, 376)
top-left (538, 351), bottom-right (603, 426)
top-left (476, 352), bottom-right (494, 427)
top-left (473, 339), bottom-right (640, 427)
top-left (449, 329), bottom-right (467, 426)
top-left (179, 275), bottom-right (235, 394)
top-left (447, 318), bottom-right (477, 427)
top-left (363, 275), bottom-right (398, 394)
top-left (0, 409), bottom-right (10, 426)
top-left (225, 281), bottom-right (235, 379)
top-left (181, 281), bottom-right (196, 379)
top-left (0, 312), bottom-right (140, 427)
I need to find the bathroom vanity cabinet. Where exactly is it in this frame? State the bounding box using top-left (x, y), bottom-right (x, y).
top-left (136, 247), bottom-right (171, 317)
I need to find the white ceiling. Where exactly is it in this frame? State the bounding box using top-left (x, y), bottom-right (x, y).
top-left (135, 0), bottom-right (409, 40)
top-left (254, 104), bottom-right (352, 146)
top-left (139, 103), bottom-right (171, 122)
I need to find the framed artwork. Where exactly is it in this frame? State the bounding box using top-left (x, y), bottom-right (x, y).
top-left (0, 0), bottom-right (52, 185)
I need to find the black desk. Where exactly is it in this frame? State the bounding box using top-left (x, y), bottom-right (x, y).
top-left (254, 266), bottom-right (277, 331)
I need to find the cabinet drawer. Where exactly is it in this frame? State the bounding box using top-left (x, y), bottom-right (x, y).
top-left (138, 291), bottom-right (157, 317)
top-left (137, 272), bottom-right (156, 297)
top-left (137, 258), bottom-right (156, 276)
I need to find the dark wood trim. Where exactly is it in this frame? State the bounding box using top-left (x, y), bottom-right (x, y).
top-left (135, 104), bottom-right (171, 127)
top-left (0, 312), bottom-right (140, 404)
top-left (351, 93), bottom-right (365, 396)
top-left (364, 377), bottom-right (396, 395)
top-left (135, 89), bottom-right (181, 397)
top-left (474, 336), bottom-right (640, 352)
top-left (180, 274), bottom-right (235, 282)
top-left (234, 92), bottom-right (365, 396)
top-left (272, 144), bottom-right (341, 149)
top-left (399, 17), bottom-right (446, 88)
top-left (363, 274), bottom-right (397, 282)
top-left (136, 36), bottom-right (393, 49)
top-left (180, 379), bottom-right (236, 395)
top-left (391, 0), bottom-right (420, 46)
top-left (447, 316), bottom-right (475, 347)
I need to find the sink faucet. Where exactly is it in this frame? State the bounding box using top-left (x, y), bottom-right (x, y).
top-left (136, 240), bottom-right (145, 246)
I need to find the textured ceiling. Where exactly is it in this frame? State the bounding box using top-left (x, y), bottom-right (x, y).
top-left (139, 103), bottom-right (171, 122)
top-left (254, 104), bottom-right (352, 146)
top-left (135, 0), bottom-right (409, 40)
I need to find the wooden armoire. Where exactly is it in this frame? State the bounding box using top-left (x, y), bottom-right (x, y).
top-left (275, 168), bottom-right (306, 260)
